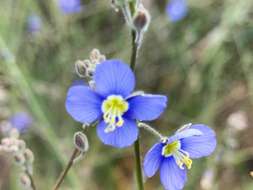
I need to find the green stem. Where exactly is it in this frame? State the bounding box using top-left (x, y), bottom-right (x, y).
top-left (130, 30), bottom-right (144, 190)
top-left (53, 148), bottom-right (80, 190)
top-left (134, 139), bottom-right (144, 190)
top-left (130, 31), bottom-right (138, 70)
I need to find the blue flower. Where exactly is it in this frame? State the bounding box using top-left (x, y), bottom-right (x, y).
top-left (9, 112), bottom-right (33, 133)
top-left (58, 0), bottom-right (82, 14)
top-left (166, 0), bottom-right (188, 22)
top-left (65, 60), bottom-right (167, 148)
top-left (27, 14), bottom-right (42, 34)
top-left (143, 124), bottom-right (216, 190)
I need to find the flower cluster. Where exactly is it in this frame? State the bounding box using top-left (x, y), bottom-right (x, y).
top-left (64, 0), bottom-right (217, 189)
top-left (0, 121), bottom-right (35, 189)
top-left (75, 49), bottom-right (106, 79)
top-left (65, 54), bottom-right (216, 189)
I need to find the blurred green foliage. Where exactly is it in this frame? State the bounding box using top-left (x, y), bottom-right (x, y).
top-left (1, 0), bottom-right (253, 189)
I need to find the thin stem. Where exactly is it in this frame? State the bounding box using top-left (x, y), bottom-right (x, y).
top-left (53, 148), bottom-right (80, 190)
top-left (130, 30), bottom-right (138, 70)
top-left (26, 172), bottom-right (37, 190)
top-left (134, 139), bottom-right (144, 190)
top-left (138, 122), bottom-right (165, 140)
top-left (130, 30), bottom-right (144, 190)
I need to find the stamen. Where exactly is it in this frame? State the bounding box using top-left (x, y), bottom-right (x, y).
top-left (173, 150), bottom-right (192, 169)
top-left (162, 140), bottom-right (193, 170)
top-left (102, 95), bottom-right (129, 133)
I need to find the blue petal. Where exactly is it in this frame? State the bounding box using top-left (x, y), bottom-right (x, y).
top-left (9, 112), bottom-right (33, 133)
top-left (181, 124), bottom-right (217, 159)
top-left (143, 143), bottom-right (164, 177)
top-left (160, 157), bottom-right (187, 190)
top-left (96, 119), bottom-right (138, 148)
top-left (166, 0), bottom-right (188, 23)
top-left (94, 60), bottom-right (135, 97)
top-left (125, 94), bottom-right (167, 121)
top-left (65, 83), bottom-right (103, 124)
top-left (59, 0), bottom-right (82, 14)
top-left (167, 128), bottom-right (203, 144)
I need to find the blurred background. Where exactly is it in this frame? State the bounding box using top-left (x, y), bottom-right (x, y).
top-left (0, 0), bottom-right (253, 189)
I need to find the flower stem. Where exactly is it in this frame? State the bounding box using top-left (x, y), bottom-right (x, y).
top-left (134, 139), bottom-right (144, 190)
top-left (130, 30), bottom-right (138, 71)
top-left (53, 148), bottom-right (80, 190)
top-left (130, 30), bottom-right (144, 190)
top-left (26, 172), bottom-right (37, 190)
top-left (138, 122), bottom-right (165, 140)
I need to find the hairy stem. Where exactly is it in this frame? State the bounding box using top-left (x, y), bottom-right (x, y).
top-left (130, 30), bottom-right (144, 190)
top-left (53, 148), bottom-right (80, 190)
top-left (138, 122), bottom-right (165, 140)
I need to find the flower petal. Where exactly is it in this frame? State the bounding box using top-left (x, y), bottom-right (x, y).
top-left (65, 83), bottom-right (103, 124)
top-left (96, 119), bottom-right (138, 148)
top-left (125, 94), bottom-right (167, 121)
top-left (94, 59), bottom-right (135, 97)
top-left (160, 157), bottom-right (187, 190)
top-left (181, 124), bottom-right (217, 159)
top-left (143, 143), bottom-right (164, 178)
top-left (166, 0), bottom-right (188, 23)
top-left (167, 128), bottom-right (203, 144)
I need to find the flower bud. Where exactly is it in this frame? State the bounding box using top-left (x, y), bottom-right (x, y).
top-left (74, 131), bottom-right (89, 152)
top-left (14, 153), bottom-right (26, 165)
top-left (90, 49), bottom-right (100, 61)
top-left (20, 174), bottom-right (31, 189)
top-left (133, 6), bottom-right (151, 33)
top-left (133, 5), bottom-right (151, 46)
top-left (90, 49), bottom-right (106, 64)
top-left (75, 60), bottom-right (90, 78)
top-left (24, 148), bottom-right (34, 163)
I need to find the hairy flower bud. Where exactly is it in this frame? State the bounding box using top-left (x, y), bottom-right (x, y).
top-left (24, 148), bottom-right (34, 163)
top-left (133, 7), bottom-right (150, 33)
top-left (75, 49), bottom-right (106, 79)
top-left (90, 49), bottom-right (106, 64)
top-left (14, 153), bottom-right (26, 165)
top-left (74, 131), bottom-right (89, 152)
top-left (20, 174), bottom-right (31, 189)
top-left (133, 4), bottom-right (151, 46)
top-left (75, 60), bottom-right (90, 78)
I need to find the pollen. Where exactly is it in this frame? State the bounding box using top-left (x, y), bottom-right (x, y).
top-left (102, 95), bottom-right (129, 132)
top-left (162, 140), bottom-right (193, 170)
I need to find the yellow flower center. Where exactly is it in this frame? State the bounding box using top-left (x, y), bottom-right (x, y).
top-left (102, 95), bottom-right (129, 133)
top-left (162, 141), bottom-right (192, 170)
